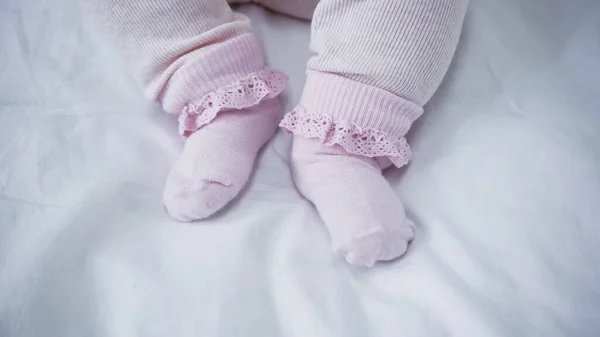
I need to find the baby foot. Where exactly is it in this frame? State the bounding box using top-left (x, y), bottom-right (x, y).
top-left (290, 136), bottom-right (415, 267)
top-left (163, 98), bottom-right (280, 221)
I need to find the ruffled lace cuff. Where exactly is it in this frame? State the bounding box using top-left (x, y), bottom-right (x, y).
top-left (279, 106), bottom-right (412, 168)
top-left (178, 69), bottom-right (287, 137)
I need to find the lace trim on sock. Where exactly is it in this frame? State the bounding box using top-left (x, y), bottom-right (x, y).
top-left (178, 69), bottom-right (287, 138)
top-left (279, 106), bottom-right (412, 168)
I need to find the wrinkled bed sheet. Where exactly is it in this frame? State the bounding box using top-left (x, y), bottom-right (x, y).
top-left (1, 0), bottom-right (599, 336)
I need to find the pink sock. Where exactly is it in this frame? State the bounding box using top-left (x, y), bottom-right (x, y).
top-left (81, 0), bottom-right (289, 221)
top-left (280, 82), bottom-right (419, 266)
top-left (164, 70), bottom-right (286, 221)
top-left (281, 0), bottom-right (467, 266)
top-left (290, 136), bottom-right (415, 266)
top-left (280, 72), bottom-right (423, 266)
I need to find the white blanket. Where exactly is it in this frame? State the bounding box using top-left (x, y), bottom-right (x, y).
top-left (1, 0), bottom-right (599, 336)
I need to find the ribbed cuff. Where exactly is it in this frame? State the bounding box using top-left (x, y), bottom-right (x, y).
top-left (158, 33), bottom-right (265, 114)
top-left (299, 70), bottom-right (423, 139)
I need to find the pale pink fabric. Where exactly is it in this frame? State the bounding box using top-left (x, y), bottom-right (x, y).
top-left (279, 72), bottom-right (423, 167)
top-left (81, 0), bottom-right (288, 220)
top-left (280, 105), bottom-right (413, 168)
top-left (291, 137), bottom-right (415, 267)
top-left (281, 0), bottom-right (469, 266)
top-left (82, 0), bottom-right (469, 265)
top-left (282, 0), bottom-right (469, 165)
top-left (80, 0), bottom-right (268, 114)
top-left (164, 98), bottom-right (282, 221)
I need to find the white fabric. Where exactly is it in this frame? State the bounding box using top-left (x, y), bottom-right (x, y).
top-left (1, 1), bottom-right (600, 336)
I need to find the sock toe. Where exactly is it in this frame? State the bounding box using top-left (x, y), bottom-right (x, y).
top-left (338, 220), bottom-right (415, 266)
top-left (163, 179), bottom-right (239, 221)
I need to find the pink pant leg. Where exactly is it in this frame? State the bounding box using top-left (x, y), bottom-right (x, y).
top-left (280, 0), bottom-right (469, 266)
top-left (81, 0), bottom-right (288, 221)
top-left (81, 0), bottom-right (286, 114)
top-left (284, 0), bottom-right (470, 165)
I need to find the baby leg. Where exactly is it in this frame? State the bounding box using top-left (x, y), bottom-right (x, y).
top-left (280, 0), bottom-right (469, 266)
top-left (81, 0), bottom-right (287, 221)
